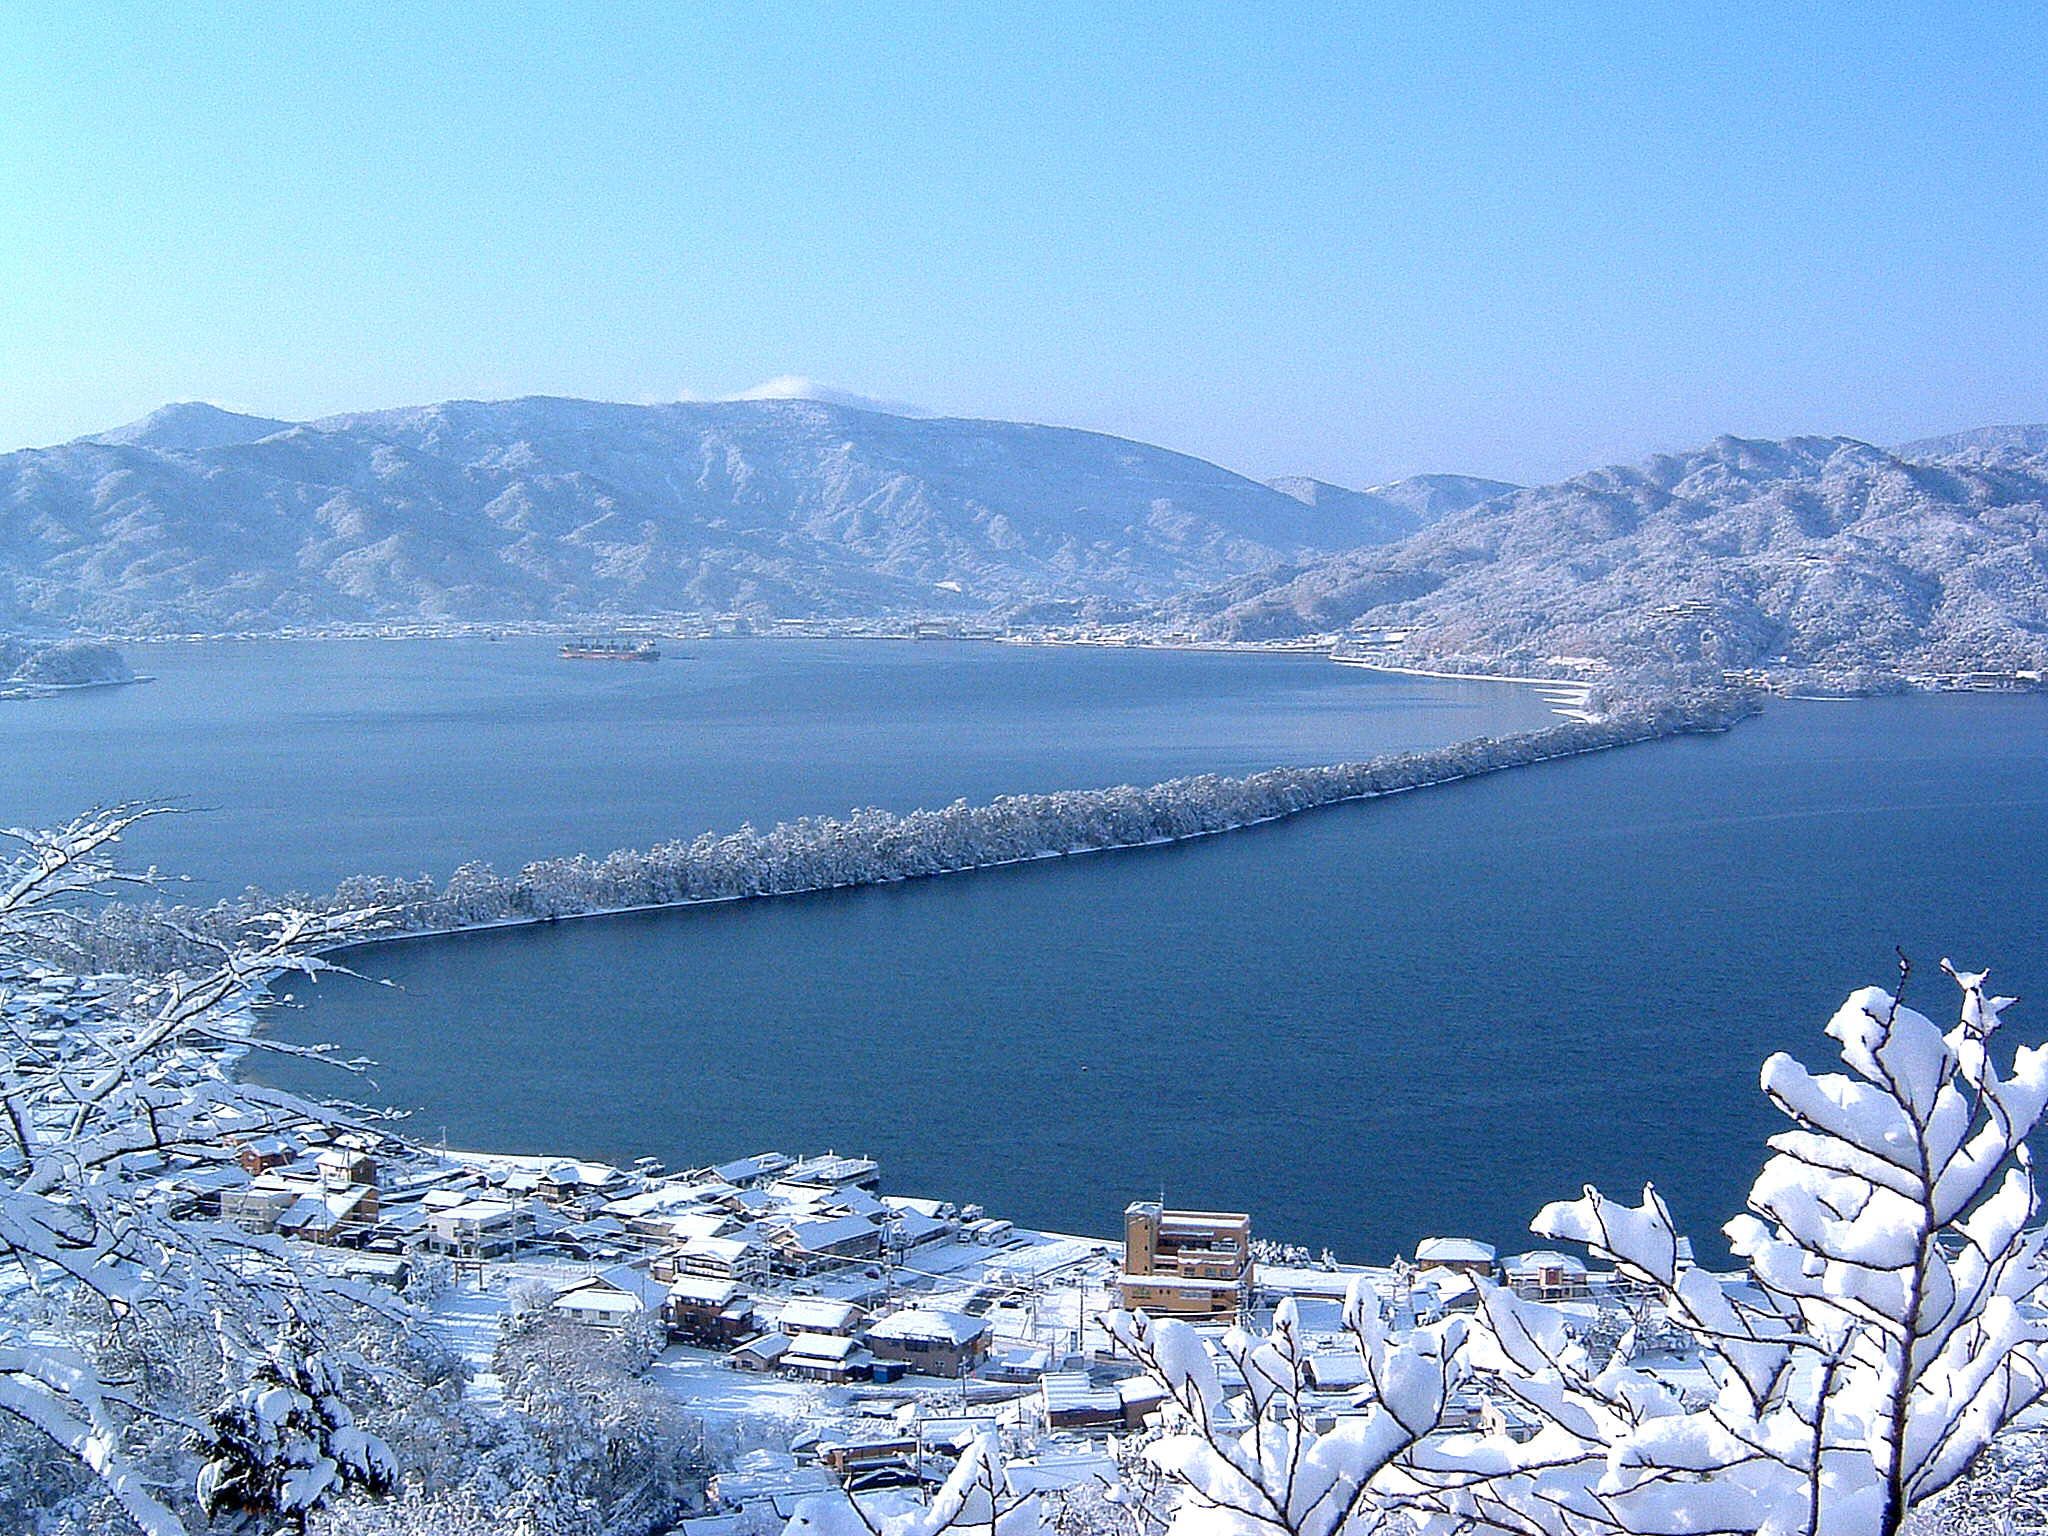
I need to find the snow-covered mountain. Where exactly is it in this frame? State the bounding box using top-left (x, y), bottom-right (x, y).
top-left (1170, 431), bottom-right (2048, 674)
top-left (1, 396), bottom-right (1416, 632)
top-left (87, 402), bottom-right (294, 452)
top-left (22, 396), bottom-right (2044, 670)
top-left (1891, 423), bottom-right (2048, 463)
top-left (720, 376), bottom-right (937, 417)
top-left (1266, 472), bottom-right (1517, 546)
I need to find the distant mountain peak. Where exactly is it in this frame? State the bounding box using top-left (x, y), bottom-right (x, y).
top-left (1361, 471), bottom-right (1520, 512)
top-left (1266, 471), bottom-right (1516, 543)
top-left (1893, 423), bottom-right (2048, 462)
top-left (1264, 476), bottom-right (1345, 506)
top-left (89, 401), bottom-right (294, 452)
top-left (719, 377), bottom-right (935, 418)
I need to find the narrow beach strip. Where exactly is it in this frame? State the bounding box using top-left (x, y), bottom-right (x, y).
top-left (71, 689), bottom-right (1757, 972)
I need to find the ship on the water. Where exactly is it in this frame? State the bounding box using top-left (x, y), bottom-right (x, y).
top-left (560, 638), bottom-right (661, 661)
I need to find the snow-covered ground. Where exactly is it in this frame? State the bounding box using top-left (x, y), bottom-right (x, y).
top-left (646, 1348), bottom-right (828, 1423)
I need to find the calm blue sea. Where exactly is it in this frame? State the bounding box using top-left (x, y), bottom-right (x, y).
top-left (0, 637), bottom-right (1555, 898)
top-left (8, 641), bottom-right (2043, 1262)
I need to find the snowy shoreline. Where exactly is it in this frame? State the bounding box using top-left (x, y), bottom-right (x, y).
top-left (106, 626), bottom-right (1333, 655)
top-left (0, 672), bottom-right (154, 700)
top-left (1330, 657), bottom-right (1592, 688)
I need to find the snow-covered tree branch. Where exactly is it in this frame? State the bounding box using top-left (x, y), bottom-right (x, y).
top-left (0, 807), bottom-right (403, 1534)
top-left (1108, 962), bottom-right (2048, 1536)
top-left (1107, 1285), bottom-right (1470, 1536)
top-left (783, 1430), bottom-right (1053, 1536)
top-left (1449, 959), bottom-right (2048, 1536)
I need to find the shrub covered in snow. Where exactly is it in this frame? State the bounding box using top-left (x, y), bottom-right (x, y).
top-left (194, 1340), bottom-right (394, 1531)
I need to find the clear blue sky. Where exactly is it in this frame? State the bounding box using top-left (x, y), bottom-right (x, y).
top-left (3, 2), bottom-right (2044, 485)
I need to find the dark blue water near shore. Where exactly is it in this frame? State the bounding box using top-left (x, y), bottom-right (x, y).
top-left (264, 691), bottom-right (2048, 1265)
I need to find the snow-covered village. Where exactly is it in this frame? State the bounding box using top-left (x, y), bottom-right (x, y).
top-left (10, 7), bottom-right (2048, 1536)
top-left (4, 806), bottom-right (2047, 1536)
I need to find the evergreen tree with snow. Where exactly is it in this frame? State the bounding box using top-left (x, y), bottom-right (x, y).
top-left (195, 1336), bottom-right (393, 1534)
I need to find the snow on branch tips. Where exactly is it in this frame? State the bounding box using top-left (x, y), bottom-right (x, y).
top-left (1105, 960), bottom-right (2048, 1536)
top-left (0, 808), bottom-right (400, 1534)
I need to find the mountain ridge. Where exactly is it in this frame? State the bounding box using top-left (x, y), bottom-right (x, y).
top-left (1167, 428), bottom-right (2048, 675)
top-left (88, 401), bottom-right (294, 452)
top-left (1, 395), bottom-right (1449, 632)
top-left (18, 397), bottom-right (2047, 675)
top-left (1264, 472), bottom-right (1518, 547)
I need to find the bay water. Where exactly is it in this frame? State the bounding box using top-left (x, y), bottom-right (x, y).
top-left (7, 640), bottom-right (2041, 1260)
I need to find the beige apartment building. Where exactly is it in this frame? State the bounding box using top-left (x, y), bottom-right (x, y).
top-left (1118, 1202), bottom-right (1255, 1318)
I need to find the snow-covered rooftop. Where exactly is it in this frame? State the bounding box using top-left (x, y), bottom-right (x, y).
top-left (864, 1308), bottom-right (985, 1346)
top-left (1416, 1237), bottom-right (1497, 1264)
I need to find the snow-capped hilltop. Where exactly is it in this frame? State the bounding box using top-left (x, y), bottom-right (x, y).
top-left (0, 395), bottom-right (1415, 632)
top-left (721, 375), bottom-right (936, 417)
top-left (1176, 430), bottom-right (2048, 676)
top-left (87, 401), bottom-right (294, 452)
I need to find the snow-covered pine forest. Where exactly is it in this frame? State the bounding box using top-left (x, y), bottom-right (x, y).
top-left (54, 688), bottom-right (1757, 975)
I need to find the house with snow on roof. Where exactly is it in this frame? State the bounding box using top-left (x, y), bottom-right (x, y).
top-left (862, 1308), bottom-right (990, 1377)
top-left (536, 1160), bottom-right (626, 1205)
top-left (524, 1208), bottom-right (632, 1261)
top-left (884, 1208), bottom-right (956, 1251)
top-left (221, 1179), bottom-right (300, 1233)
top-left (777, 1297), bottom-right (864, 1337)
top-left (729, 1331), bottom-right (792, 1372)
top-left (767, 1212), bottom-right (883, 1273)
top-left (234, 1135), bottom-right (301, 1175)
top-left (1041, 1372), bottom-right (1122, 1430)
top-left (649, 1210), bottom-right (743, 1246)
top-left (706, 1151), bottom-right (795, 1188)
top-left (552, 1263), bottom-right (669, 1329)
top-left (275, 1184), bottom-right (380, 1246)
top-left (1506, 1249), bottom-right (1590, 1300)
top-left (782, 1331), bottom-right (868, 1383)
top-left (1302, 1350), bottom-right (1373, 1393)
top-left (884, 1196), bottom-right (958, 1222)
top-left (662, 1276), bottom-right (757, 1346)
top-left (426, 1196), bottom-right (530, 1257)
top-left (1411, 1266), bottom-right (1483, 1319)
top-left (316, 1147), bottom-right (377, 1190)
top-left (658, 1232), bottom-right (770, 1284)
top-left (1414, 1237), bottom-right (1497, 1276)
